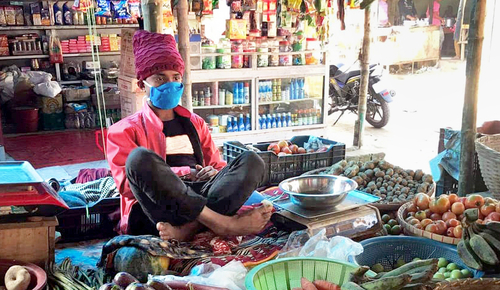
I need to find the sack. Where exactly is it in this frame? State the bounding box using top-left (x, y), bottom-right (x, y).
top-left (34, 81), bottom-right (62, 98)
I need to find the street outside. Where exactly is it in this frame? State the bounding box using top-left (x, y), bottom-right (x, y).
top-left (323, 59), bottom-right (470, 173)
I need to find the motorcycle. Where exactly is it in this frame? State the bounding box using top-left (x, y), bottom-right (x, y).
top-left (328, 61), bottom-right (395, 128)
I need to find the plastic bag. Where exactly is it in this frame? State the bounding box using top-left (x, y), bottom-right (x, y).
top-left (149, 261), bottom-right (247, 290)
top-left (34, 81), bottom-right (62, 98)
top-left (95, 0), bottom-right (111, 16)
top-left (112, 0), bottom-right (130, 19)
top-left (277, 230), bottom-right (312, 258)
top-left (278, 229), bottom-right (364, 263)
top-left (27, 71), bottom-right (52, 85)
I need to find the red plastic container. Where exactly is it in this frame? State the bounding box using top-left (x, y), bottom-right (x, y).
top-left (13, 107), bottom-right (39, 133)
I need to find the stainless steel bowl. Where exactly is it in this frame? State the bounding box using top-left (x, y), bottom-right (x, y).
top-left (279, 175), bottom-right (358, 209)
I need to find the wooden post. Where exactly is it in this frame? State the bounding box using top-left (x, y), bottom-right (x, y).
top-left (428, 0), bottom-right (434, 25)
top-left (141, 0), bottom-right (162, 32)
top-left (353, 6), bottom-right (371, 148)
top-left (177, 0), bottom-right (192, 111)
top-left (458, 0), bottom-right (486, 197)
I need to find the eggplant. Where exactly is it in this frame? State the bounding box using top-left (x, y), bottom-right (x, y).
top-left (113, 272), bottom-right (140, 289)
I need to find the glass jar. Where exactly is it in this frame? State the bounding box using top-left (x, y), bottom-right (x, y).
top-left (292, 36), bottom-right (305, 66)
top-left (231, 40), bottom-right (243, 69)
top-left (279, 40), bottom-right (292, 66)
top-left (201, 44), bottom-right (216, 70)
top-left (305, 38), bottom-right (321, 65)
top-left (257, 38), bottom-right (269, 67)
top-left (268, 40), bottom-right (279, 67)
top-left (243, 39), bottom-right (256, 68)
top-left (216, 38), bottom-right (231, 69)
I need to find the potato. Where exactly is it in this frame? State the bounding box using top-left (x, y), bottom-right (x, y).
top-left (376, 177), bottom-right (384, 183)
top-left (378, 160), bottom-right (394, 170)
top-left (376, 182), bottom-right (382, 188)
top-left (417, 183), bottom-right (428, 193)
top-left (386, 168), bottom-right (394, 176)
top-left (351, 176), bottom-right (364, 186)
top-left (406, 169), bottom-right (415, 177)
top-left (401, 179), bottom-right (408, 186)
top-left (344, 165), bottom-right (360, 178)
top-left (393, 173), bottom-right (399, 179)
top-left (401, 187), bottom-right (410, 194)
top-left (339, 160), bottom-right (348, 168)
top-left (365, 169), bottom-right (374, 178)
top-left (375, 170), bottom-right (385, 178)
top-left (422, 174), bottom-right (433, 183)
top-left (327, 164), bottom-right (344, 176)
top-left (414, 169), bottom-right (424, 181)
top-left (347, 161), bottom-right (356, 168)
top-left (364, 161), bottom-right (376, 170)
top-left (387, 186), bottom-right (393, 191)
top-left (394, 166), bottom-right (404, 174)
top-left (384, 175), bottom-right (391, 181)
top-left (365, 188), bottom-right (372, 194)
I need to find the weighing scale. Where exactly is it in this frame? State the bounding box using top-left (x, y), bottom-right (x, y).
top-left (269, 189), bottom-right (384, 240)
top-left (0, 161), bottom-right (68, 219)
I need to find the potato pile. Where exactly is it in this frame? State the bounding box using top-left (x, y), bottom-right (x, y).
top-left (322, 159), bottom-right (434, 204)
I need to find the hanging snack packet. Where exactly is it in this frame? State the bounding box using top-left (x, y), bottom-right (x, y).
top-left (202, 0), bottom-right (213, 14)
top-left (63, 2), bottom-right (73, 25)
top-left (304, 0), bottom-right (316, 14)
top-left (50, 36), bottom-right (64, 64)
top-left (0, 7), bottom-right (6, 26)
top-left (128, 0), bottom-right (141, 21)
top-left (112, 0), bottom-right (130, 20)
top-left (54, 3), bottom-right (63, 25)
top-left (15, 6), bottom-right (24, 25)
top-left (5, 6), bottom-right (15, 25)
top-left (95, 0), bottom-right (112, 17)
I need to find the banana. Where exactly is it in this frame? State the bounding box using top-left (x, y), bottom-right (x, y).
top-left (381, 259), bottom-right (437, 278)
top-left (457, 235), bottom-right (483, 270)
top-left (486, 221), bottom-right (500, 233)
top-left (360, 274), bottom-right (411, 290)
top-left (402, 264), bottom-right (439, 275)
top-left (469, 227), bottom-right (500, 266)
top-left (408, 263), bottom-right (438, 284)
top-left (464, 208), bottom-right (479, 223)
top-left (480, 230), bottom-right (500, 254)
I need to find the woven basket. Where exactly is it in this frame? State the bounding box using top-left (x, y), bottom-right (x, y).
top-left (302, 167), bottom-right (435, 211)
top-left (397, 202), bottom-right (461, 245)
top-left (476, 134), bottom-right (500, 198)
top-left (433, 278), bottom-right (500, 290)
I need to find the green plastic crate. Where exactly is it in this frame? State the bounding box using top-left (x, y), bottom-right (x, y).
top-left (245, 257), bottom-right (375, 290)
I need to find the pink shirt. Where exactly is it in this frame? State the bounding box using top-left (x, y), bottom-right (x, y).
top-left (378, 1), bottom-right (389, 25)
top-left (426, 1), bottom-right (441, 26)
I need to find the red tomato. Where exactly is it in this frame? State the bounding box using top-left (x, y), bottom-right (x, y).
top-left (448, 194), bottom-right (459, 205)
top-left (454, 225), bottom-right (463, 238)
top-left (435, 220), bottom-right (447, 235)
top-left (481, 203), bottom-right (497, 217)
top-left (451, 202), bottom-right (465, 215)
top-left (464, 194), bottom-right (485, 209)
top-left (415, 193), bottom-right (430, 210)
top-left (430, 213), bottom-right (442, 221)
top-left (447, 227), bottom-right (456, 237)
top-left (429, 196), bottom-right (451, 214)
top-left (442, 211), bottom-right (457, 221)
top-left (446, 218), bottom-right (461, 228)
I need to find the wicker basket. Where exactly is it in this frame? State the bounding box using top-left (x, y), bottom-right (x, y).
top-left (432, 278), bottom-right (500, 290)
top-left (302, 167), bottom-right (435, 211)
top-left (397, 202), bottom-right (461, 245)
top-left (476, 134), bottom-right (500, 198)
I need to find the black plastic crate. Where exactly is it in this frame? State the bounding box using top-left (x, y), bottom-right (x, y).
top-left (435, 128), bottom-right (487, 196)
top-left (223, 135), bottom-right (345, 186)
top-left (56, 197), bottom-right (120, 243)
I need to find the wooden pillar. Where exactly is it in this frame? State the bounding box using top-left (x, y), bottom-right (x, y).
top-left (353, 6), bottom-right (371, 148)
top-left (428, 0), bottom-right (434, 25)
top-left (177, 0), bottom-right (192, 111)
top-left (141, 0), bottom-right (162, 33)
top-left (458, 0), bottom-right (486, 197)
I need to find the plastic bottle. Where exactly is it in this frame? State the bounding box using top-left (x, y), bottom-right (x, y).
top-left (266, 114), bottom-right (272, 129)
top-left (219, 89), bottom-right (225, 106)
top-left (204, 87), bottom-right (211, 106)
top-left (226, 90), bottom-right (233, 105)
top-left (298, 110), bottom-right (303, 126)
top-left (276, 113), bottom-right (282, 128)
top-left (232, 116), bottom-right (239, 132)
top-left (238, 114), bottom-right (245, 131)
top-left (290, 79), bottom-right (295, 100)
top-left (199, 91), bottom-right (205, 106)
top-left (260, 115), bottom-right (266, 129)
top-left (193, 91), bottom-right (199, 107)
top-left (239, 83), bottom-right (244, 104)
top-left (299, 78), bottom-right (305, 99)
top-left (287, 112), bottom-right (292, 127)
top-left (233, 83), bottom-right (239, 104)
top-left (244, 82), bottom-right (250, 104)
top-left (227, 117), bottom-right (234, 132)
top-left (293, 79), bottom-right (299, 100)
top-left (271, 114), bottom-right (276, 128)
top-left (245, 113), bottom-right (251, 131)
top-left (277, 79), bottom-right (282, 101)
top-left (268, 81), bottom-right (273, 101)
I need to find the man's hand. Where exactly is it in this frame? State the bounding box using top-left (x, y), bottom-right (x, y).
top-left (195, 164), bottom-right (218, 181)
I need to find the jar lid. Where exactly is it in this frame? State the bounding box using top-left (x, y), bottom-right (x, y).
top-left (306, 38), bottom-right (318, 41)
top-left (279, 41), bottom-right (290, 45)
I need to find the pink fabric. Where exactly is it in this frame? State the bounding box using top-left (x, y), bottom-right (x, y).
top-left (133, 30), bottom-right (185, 82)
top-left (378, 1), bottom-right (389, 25)
top-left (426, 1), bottom-right (441, 26)
top-left (106, 101), bottom-right (227, 235)
top-left (75, 168), bottom-right (111, 183)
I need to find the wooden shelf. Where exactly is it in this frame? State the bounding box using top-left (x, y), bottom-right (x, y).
top-left (193, 104), bottom-right (250, 109)
top-left (0, 24), bottom-right (138, 31)
top-left (64, 51), bottom-right (120, 57)
top-left (259, 98), bottom-right (316, 105)
top-left (0, 54), bottom-right (49, 60)
top-left (59, 80), bottom-right (83, 85)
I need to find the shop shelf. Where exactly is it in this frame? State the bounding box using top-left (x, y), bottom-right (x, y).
top-left (223, 135), bottom-right (345, 186)
top-left (259, 98), bottom-right (316, 105)
top-left (0, 24), bottom-right (138, 31)
top-left (0, 55), bottom-right (49, 60)
top-left (64, 51), bottom-right (120, 57)
top-left (192, 104), bottom-right (251, 109)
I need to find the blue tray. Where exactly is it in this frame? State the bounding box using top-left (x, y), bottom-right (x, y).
top-left (0, 161), bottom-right (44, 185)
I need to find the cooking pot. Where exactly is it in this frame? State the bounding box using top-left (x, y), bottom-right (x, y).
top-left (445, 18), bottom-right (455, 28)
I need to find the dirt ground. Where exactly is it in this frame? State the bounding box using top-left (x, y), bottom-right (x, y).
top-left (323, 59), bottom-right (472, 173)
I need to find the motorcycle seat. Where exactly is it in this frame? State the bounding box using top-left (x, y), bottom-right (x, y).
top-left (335, 64), bottom-right (377, 84)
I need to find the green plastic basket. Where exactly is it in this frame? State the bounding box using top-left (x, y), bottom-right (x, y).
top-left (245, 257), bottom-right (375, 290)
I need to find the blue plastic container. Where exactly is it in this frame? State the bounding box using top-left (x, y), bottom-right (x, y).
top-left (355, 236), bottom-right (483, 278)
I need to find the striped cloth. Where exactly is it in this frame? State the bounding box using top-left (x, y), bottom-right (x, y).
top-left (62, 176), bottom-right (119, 204)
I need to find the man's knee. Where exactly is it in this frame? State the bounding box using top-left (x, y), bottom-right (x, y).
top-left (240, 151), bottom-right (265, 171)
top-left (126, 147), bottom-right (156, 174)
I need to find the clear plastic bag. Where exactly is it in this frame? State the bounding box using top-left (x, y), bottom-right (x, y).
top-left (34, 81), bottom-right (62, 98)
top-left (277, 229), bottom-right (364, 262)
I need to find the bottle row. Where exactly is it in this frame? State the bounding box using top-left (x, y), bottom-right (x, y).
top-left (207, 113), bottom-right (251, 133)
top-left (258, 78), bottom-right (306, 102)
top-left (193, 82), bottom-right (251, 107)
top-left (258, 108), bottom-right (321, 129)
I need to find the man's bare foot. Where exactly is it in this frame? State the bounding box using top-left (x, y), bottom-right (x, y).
top-left (198, 205), bottom-right (273, 237)
top-left (156, 220), bottom-right (203, 241)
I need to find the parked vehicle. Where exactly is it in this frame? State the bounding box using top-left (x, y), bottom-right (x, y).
top-left (328, 61), bottom-right (395, 128)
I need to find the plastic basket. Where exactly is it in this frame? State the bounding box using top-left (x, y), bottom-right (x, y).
top-left (245, 257), bottom-right (375, 290)
top-left (223, 136), bottom-right (345, 186)
top-left (397, 202), bottom-right (460, 245)
top-left (56, 197), bottom-right (119, 242)
top-left (355, 236), bottom-right (483, 278)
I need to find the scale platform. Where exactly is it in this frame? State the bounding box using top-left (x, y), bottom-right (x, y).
top-left (271, 190), bottom-right (383, 239)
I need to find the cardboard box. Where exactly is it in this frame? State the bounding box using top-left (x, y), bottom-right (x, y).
top-left (120, 28), bottom-right (136, 78)
top-left (63, 87), bottom-right (91, 102)
top-left (226, 19), bottom-right (247, 40)
top-left (92, 92), bottom-right (121, 109)
top-left (118, 75), bottom-right (141, 93)
top-left (39, 94), bottom-right (63, 114)
top-left (121, 91), bottom-right (145, 118)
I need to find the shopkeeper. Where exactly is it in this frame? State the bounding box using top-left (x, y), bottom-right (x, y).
top-left (427, 0), bottom-right (445, 55)
top-left (398, 0), bottom-right (418, 22)
top-left (106, 30), bottom-right (272, 241)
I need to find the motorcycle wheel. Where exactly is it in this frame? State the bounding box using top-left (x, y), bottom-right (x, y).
top-left (366, 90), bottom-right (390, 128)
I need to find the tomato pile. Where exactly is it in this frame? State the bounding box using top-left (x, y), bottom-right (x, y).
top-left (405, 193), bottom-right (500, 238)
top-left (267, 140), bottom-right (329, 156)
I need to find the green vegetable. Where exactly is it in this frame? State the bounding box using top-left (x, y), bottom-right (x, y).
top-left (113, 247), bottom-right (170, 282)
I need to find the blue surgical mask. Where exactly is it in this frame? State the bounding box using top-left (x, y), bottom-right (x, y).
top-left (144, 81), bottom-right (184, 110)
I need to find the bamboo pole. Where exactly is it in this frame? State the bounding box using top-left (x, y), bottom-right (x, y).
top-left (428, 0), bottom-right (433, 25)
top-left (458, 0), bottom-right (486, 197)
top-left (353, 5), bottom-right (371, 148)
top-left (177, 0), bottom-right (192, 111)
top-left (141, 0), bottom-right (162, 32)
